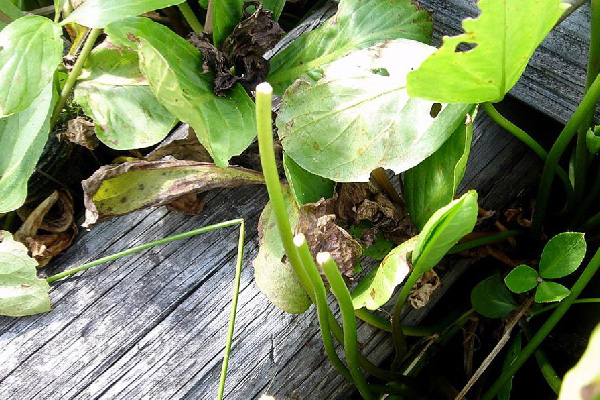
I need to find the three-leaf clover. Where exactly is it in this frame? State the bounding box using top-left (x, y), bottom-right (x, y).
top-left (504, 232), bottom-right (586, 303)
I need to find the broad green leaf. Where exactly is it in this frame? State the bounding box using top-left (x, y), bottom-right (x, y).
top-left (0, 230), bottom-right (51, 317)
top-left (535, 281), bottom-right (570, 303)
top-left (267, 0), bottom-right (432, 93)
top-left (407, 0), bottom-right (568, 103)
top-left (213, 0), bottom-right (243, 47)
top-left (471, 274), bottom-right (518, 319)
top-left (498, 331), bottom-right (522, 400)
top-left (559, 323), bottom-right (600, 400)
top-left (0, 82), bottom-right (54, 213)
top-left (62, 0), bottom-right (185, 28)
top-left (0, 15), bottom-right (62, 117)
top-left (283, 153), bottom-right (334, 206)
top-left (504, 264), bottom-right (539, 294)
top-left (82, 160), bottom-right (265, 227)
top-left (539, 232), bottom-right (586, 279)
top-left (253, 186), bottom-right (312, 314)
top-left (352, 236), bottom-right (416, 310)
top-left (106, 17), bottom-right (257, 167)
top-left (412, 190), bottom-right (478, 273)
top-left (348, 223), bottom-right (395, 261)
top-left (404, 106), bottom-right (476, 231)
top-left (277, 39), bottom-right (472, 182)
top-left (74, 41), bottom-right (176, 149)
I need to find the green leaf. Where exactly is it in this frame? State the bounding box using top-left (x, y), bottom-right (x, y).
top-left (0, 15), bottom-right (62, 117)
top-left (504, 264), bottom-right (539, 294)
top-left (74, 41), bottom-right (176, 150)
top-left (471, 273), bottom-right (518, 319)
top-left (348, 223), bottom-right (395, 261)
top-left (535, 281), bottom-right (570, 303)
top-left (407, 0), bottom-right (567, 103)
top-left (267, 0), bottom-right (432, 93)
top-left (253, 186), bottom-right (312, 314)
top-left (559, 323), bottom-right (600, 400)
top-left (404, 106), bottom-right (476, 231)
top-left (351, 236), bottom-right (416, 310)
top-left (283, 153), bottom-right (335, 206)
top-left (0, 0), bottom-right (23, 27)
top-left (106, 17), bottom-right (256, 167)
top-left (213, 0), bottom-right (243, 47)
top-left (0, 230), bottom-right (51, 317)
top-left (82, 160), bottom-right (265, 227)
top-left (498, 331), bottom-right (522, 400)
top-left (587, 126), bottom-right (600, 154)
top-left (412, 190), bottom-right (478, 273)
top-left (62, 0), bottom-right (185, 28)
top-left (277, 39), bottom-right (472, 182)
top-left (539, 232), bottom-right (586, 279)
top-left (0, 81), bottom-right (54, 213)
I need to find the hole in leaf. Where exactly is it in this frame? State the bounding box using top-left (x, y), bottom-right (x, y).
top-left (371, 67), bottom-right (390, 76)
top-left (454, 42), bottom-right (478, 52)
top-left (430, 103), bottom-right (442, 118)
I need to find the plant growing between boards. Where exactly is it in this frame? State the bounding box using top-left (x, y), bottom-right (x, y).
top-left (1, 0), bottom-right (600, 397)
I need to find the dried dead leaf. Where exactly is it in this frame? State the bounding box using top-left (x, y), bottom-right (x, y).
top-left (145, 126), bottom-right (212, 162)
top-left (82, 160), bottom-right (264, 227)
top-left (408, 269), bottom-right (441, 309)
top-left (15, 190), bottom-right (77, 266)
top-left (165, 193), bottom-right (207, 215)
top-left (58, 117), bottom-right (99, 149)
top-left (295, 197), bottom-right (362, 279)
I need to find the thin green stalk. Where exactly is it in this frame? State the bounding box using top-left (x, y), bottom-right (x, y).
top-left (319, 252), bottom-right (374, 400)
top-left (573, 168), bottom-right (600, 227)
top-left (256, 83), bottom-right (399, 384)
top-left (217, 220), bottom-right (245, 400)
top-left (482, 246), bottom-right (600, 400)
top-left (391, 269), bottom-right (421, 368)
top-left (255, 83), bottom-right (313, 295)
top-left (50, 28), bottom-right (102, 128)
top-left (583, 209), bottom-right (600, 229)
top-left (532, 73), bottom-right (600, 233)
top-left (295, 234), bottom-right (353, 381)
top-left (46, 219), bottom-right (244, 284)
top-left (519, 320), bottom-right (561, 394)
top-left (481, 102), bottom-right (572, 197)
top-left (530, 297), bottom-right (600, 317)
top-left (178, 2), bottom-right (203, 34)
top-left (354, 309), bottom-right (392, 332)
top-left (448, 229), bottom-right (523, 254)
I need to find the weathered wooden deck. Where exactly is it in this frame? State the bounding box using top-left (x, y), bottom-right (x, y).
top-left (0, 1), bottom-right (592, 399)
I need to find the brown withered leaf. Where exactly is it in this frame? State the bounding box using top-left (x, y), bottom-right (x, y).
top-left (295, 197), bottom-right (362, 279)
top-left (189, 2), bottom-right (284, 95)
top-left (82, 160), bottom-right (264, 228)
top-left (165, 193), bottom-right (207, 215)
top-left (15, 190), bottom-right (78, 266)
top-left (146, 126), bottom-right (212, 162)
top-left (408, 269), bottom-right (441, 309)
top-left (58, 117), bottom-right (99, 149)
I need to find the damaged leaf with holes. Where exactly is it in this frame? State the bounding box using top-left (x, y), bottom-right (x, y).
top-left (276, 39), bottom-right (472, 182)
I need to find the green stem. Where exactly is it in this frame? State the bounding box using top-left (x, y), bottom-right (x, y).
top-left (49, 28), bottom-right (102, 128)
top-left (532, 73), bottom-right (600, 234)
top-left (217, 220), bottom-right (245, 400)
top-left (46, 219), bottom-right (244, 284)
top-left (482, 246), bottom-right (600, 400)
top-left (519, 321), bottom-right (561, 394)
top-left (354, 309), bottom-right (392, 332)
top-left (391, 269), bottom-right (421, 368)
top-left (530, 297), bottom-right (600, 317)
top-left (481, 102), bottom-right (572, 198)
top-left (448, 229), bottom-right (523, 254)
top-left (178, 2), bottom-right (203, 34)
top-left (572, 167), bottom-right (600, 227)
top-left (295, 234), bottom-right (353, 381)
top-left (320, 253), bottom-right (374, 400)
top-left (583, 209), bottom-right (600, 229)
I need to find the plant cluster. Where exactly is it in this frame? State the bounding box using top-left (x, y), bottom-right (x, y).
top-left (1, 0), bottom-right (600, 398)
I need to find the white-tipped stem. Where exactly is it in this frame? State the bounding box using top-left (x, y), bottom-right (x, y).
top-left (293, 233), bottom-right (306, 247)
top-left (316, 252), bottom-right (332, 265)
top-left (256, 82), bottom-right (273, 95)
